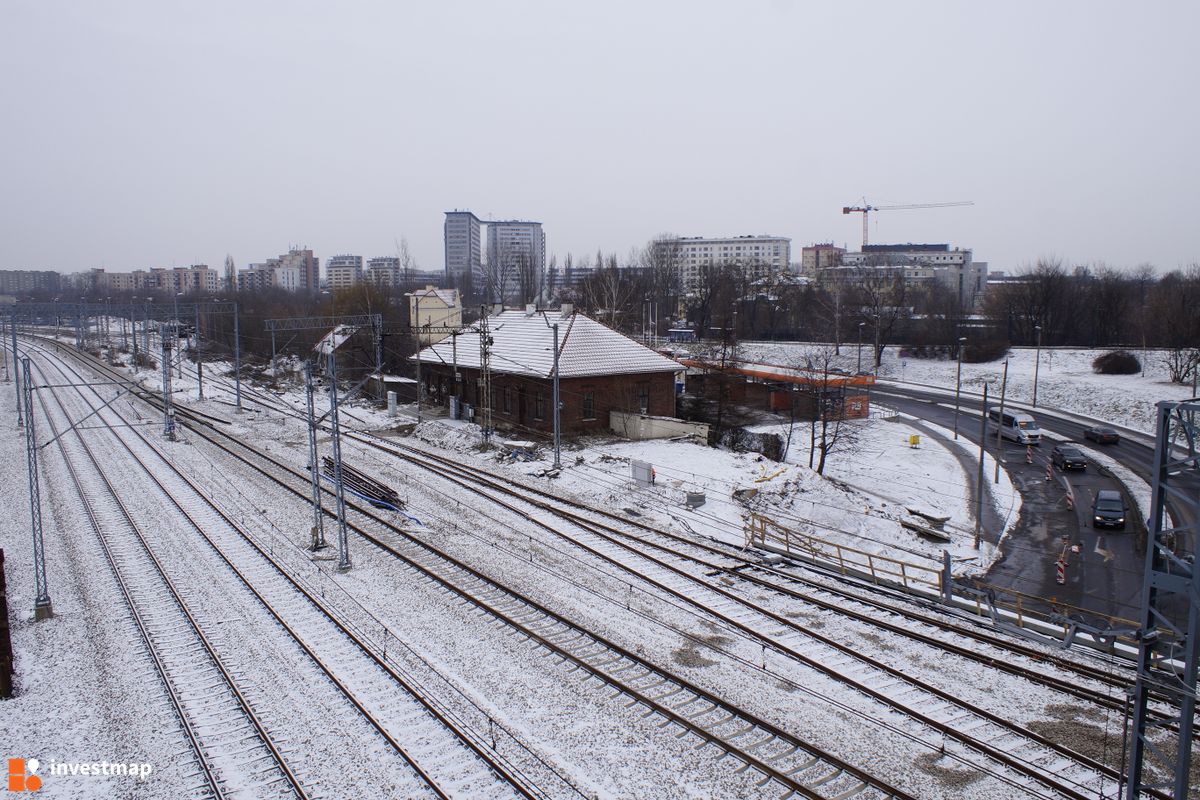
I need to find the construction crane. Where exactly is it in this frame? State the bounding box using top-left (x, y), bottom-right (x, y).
top-left (842, 201), bottom-right (974, 248)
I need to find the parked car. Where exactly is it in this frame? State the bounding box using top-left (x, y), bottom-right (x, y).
top-left (1083, 425), bottom-right (1120, 444)
top-left (1092, 489), bottom-right (1127, 530)
top-left (1052, 444), bottom-right (1088, 470)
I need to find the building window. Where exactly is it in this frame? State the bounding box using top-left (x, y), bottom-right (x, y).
top-left (534, 392), bottom-right (545, 420)
top-left (637, 384), bottom-right (649, 414)
top-left (502, 387), bottom-right (512, 414)
top-left (582, 391), bottom-right (595, 420)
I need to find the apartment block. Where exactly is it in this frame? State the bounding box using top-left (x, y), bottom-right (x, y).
top-left (326, 254), bottom-right (363, 290)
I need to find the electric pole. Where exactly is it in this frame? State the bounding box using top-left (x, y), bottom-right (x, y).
top-left (304, 360), bottom-right (326, 551)
top-left (21, 358), bottom-right (52, 620)
top-left (327, 350), bottom-right (350, 570)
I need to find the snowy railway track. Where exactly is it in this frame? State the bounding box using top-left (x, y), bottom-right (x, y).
top-left (25, 344), bottom-right (559, 800)
top-left (33, 339), bottom-right (1185, 798)
top-left (350, 440), bottom-right (1143, 800)
top-left (37, 346), bottom-right (921, 799)
top-left (27, 358), bottom-right (307, 800)
top-left (372, 440), bottom-right (1143, 697)
top-left (181, 360), bottom-right (1146, 702)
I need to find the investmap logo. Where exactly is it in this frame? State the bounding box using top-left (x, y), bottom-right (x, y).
top-left (7, 759), bottom-right (41, 793)
top-left (7, 757), bottom-right (152, 792)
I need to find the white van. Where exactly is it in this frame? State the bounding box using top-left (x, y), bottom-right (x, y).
top-left (987, 407), bottom-right (1041, 445)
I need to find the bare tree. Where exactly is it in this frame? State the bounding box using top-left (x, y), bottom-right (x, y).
top-left (851, 268), bottom-right (910, 367)
top-left (795, 345), bottom-right (862, 475)
top-left (1150, 264), bottom-right (1200, 383)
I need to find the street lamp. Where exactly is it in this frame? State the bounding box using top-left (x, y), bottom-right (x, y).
top-left (953, 336), bottom-right (968, 440)
top-left (857, 322), bottom-right (866, 373)
top-left (1032, 325), bottom-right (1043, 408)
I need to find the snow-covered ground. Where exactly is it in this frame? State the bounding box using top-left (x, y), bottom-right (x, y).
top-left (740, 341), bottom-right (1196, 434)
top-left (1, 333), bottom-right (1163, 798)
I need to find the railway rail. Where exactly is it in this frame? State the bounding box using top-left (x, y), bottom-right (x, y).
top-left (23, 343), bottom-right (555, 800)
top-left (26, 353), bottom-right (307, 800)
top-left (29, 336), bottom-right (1192, 797)
top-left (28, 337), bottom-right (919, 800)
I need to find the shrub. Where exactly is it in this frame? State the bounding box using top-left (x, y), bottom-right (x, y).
top-left (1093, 350), bottom-right (1140, 375)
top-left (962, 340), bottom-right (1010, 363)
top-left (904, 344), bottom-right (952, 360)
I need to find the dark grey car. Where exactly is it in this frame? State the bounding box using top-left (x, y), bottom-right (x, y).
top-left (1052, 444), bottom-right (1087, 470)
top-left (1092, 489), bottom-right (1127, 530)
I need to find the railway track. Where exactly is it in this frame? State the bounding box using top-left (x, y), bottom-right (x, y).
top-left (178, 357), bottom-right (1145, 694)
top-left (26, 353), bottom-right (307, 800)
top-left (181, 362), bottom-right (1176, 797)
top-left (24, 345), bottom-right (556, 800)
top-left (29, 338), bottom-right (921, 800)
top-left (35, 337), bottom-right (1193, 797)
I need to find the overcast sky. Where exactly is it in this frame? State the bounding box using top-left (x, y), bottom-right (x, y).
top-left (2, 1), bottom-right (1196, 276)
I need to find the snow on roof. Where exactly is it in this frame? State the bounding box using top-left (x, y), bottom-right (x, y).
top-left (314, 324), bottom-right (362, 356)
top-left (407, 286), bottom-right (459, 307)
top-left (413, 309), bottom-right (682, 379)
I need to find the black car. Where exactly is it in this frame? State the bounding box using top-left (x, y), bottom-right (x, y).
top-left (1092, 489), bottom-right (1127, 529)
top-left (1083, 425), bottom-right (1120, 444)
top-left (1052, 444), bottom-right (1088, 470)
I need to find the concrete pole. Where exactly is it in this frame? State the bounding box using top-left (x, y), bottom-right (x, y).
top-left (12, 309), bottom-right (23, 427)
top-left (270, 327), bottom-right (276, 380)
top-left (327, 350), bottom-right (350, 570)
top-left (414, 297), bottom-right (421, 424)
top-left (552, 322), bottom-right (561, 470)
top-left (1032, 325), bottom-right (1042, 408)
top-left (195, 302), bottom-right (203, 399)
top-left (994, 358), bottom-right (1008, 483)
top-left (873, 313), bottom-right (881, 371)
top-left (952, 336), bottom-right (966, 440)
top-left (233, 301), bottom-right (242, 412)
top-left (974, 383), bottom-right (988, 549)
top-left (452, 332), bottom-right (459, 414)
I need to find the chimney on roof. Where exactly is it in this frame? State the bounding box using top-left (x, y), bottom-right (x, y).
top-left (524, 303), bottom-right (537, 317)
top-left (560, 303), bottom-right (574, 318)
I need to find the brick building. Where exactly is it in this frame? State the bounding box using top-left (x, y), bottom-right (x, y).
top-left (413, 305), bottom-right (683, 435)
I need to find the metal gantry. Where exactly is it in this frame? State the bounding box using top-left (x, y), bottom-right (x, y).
top-left (161, 331), bottom-right (176, 440)
top-left (264, 313), bottom-right (384, 396)
top-left (21, 357), bottom-right (52, 621)
top-left (304, 360), bottom-right (326, 551)
top-left (1126, 398), bottom-right (1200, 798)
top-left (11, 308), bottom-right (22, 427)
top-left (478, 309), bottom-right (493, 448)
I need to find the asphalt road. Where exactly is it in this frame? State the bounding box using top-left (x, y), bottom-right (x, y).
top-left (869, 382), bottom-right (1194, 628)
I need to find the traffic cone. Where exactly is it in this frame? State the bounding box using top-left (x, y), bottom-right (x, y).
top-left (1026, 446), bottom-right (1033, 464)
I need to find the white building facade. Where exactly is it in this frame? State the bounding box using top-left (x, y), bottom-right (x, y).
top-left (840, 244), bottom-right (987, 308)
top-left (326, 254), bottom-right (363, 290)
top-left (662, 235), bottom-right (792, 292)
top-left (485, 220), bottom-right (546, 303)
